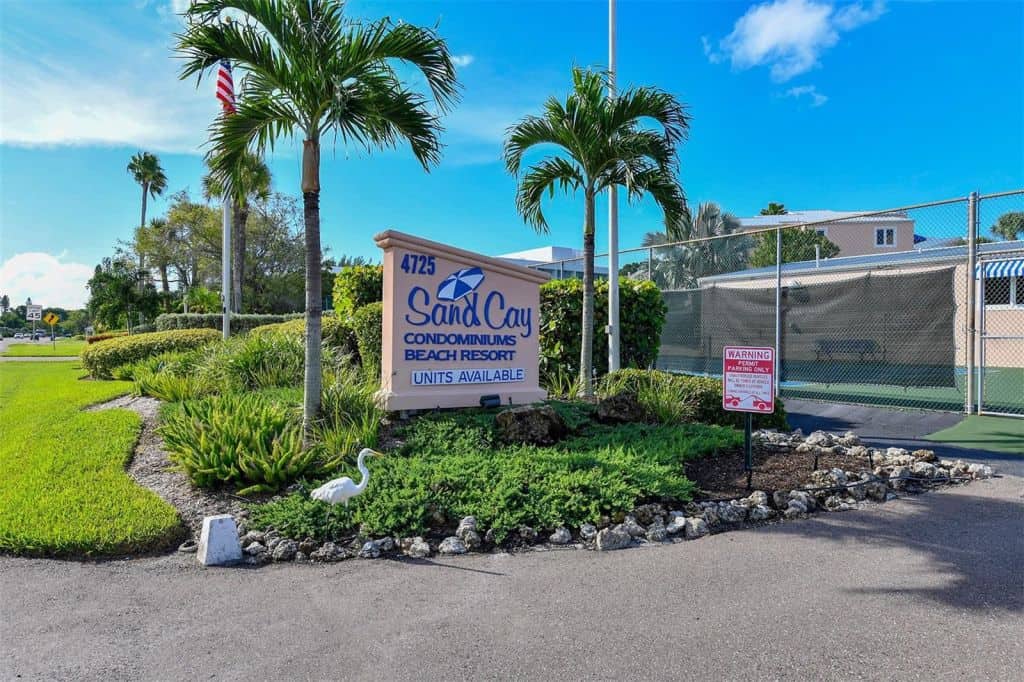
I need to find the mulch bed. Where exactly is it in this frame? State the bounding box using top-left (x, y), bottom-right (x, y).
top-left (686, 446), bottom-right (877, 500)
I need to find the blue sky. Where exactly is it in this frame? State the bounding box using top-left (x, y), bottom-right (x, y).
top-left (1, 0), bottom-right (1022, 308)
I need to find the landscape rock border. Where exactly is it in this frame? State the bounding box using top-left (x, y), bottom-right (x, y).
top-left (93, 397), bottom-right (996, 567)
top-left (243, 428), bottom-right (994, 565)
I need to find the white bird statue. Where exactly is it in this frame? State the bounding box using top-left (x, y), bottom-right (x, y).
top-left (310, 448), bottom-right (383, 507)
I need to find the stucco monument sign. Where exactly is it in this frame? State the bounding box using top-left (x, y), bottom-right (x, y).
top-left (374, 230), bottom-right (549, 411)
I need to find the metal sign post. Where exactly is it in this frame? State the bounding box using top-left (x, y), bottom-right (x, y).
top-left (722, 345), bottom-right (776, 491)
top-left (43, 312), bottom-right (59, 350)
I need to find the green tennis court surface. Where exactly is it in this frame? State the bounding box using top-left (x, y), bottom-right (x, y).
top-left (780, 366), bottom-right (1024, 414)
top-left (925, 416), bottom-right (1024, 455)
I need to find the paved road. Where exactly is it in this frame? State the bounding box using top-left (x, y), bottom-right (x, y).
top-left (785, 398), bottom-right (1024, 476)
top-left (3, 476), bottom-right (1021, 681)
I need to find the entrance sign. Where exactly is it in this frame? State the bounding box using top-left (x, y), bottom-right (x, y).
top-left (26, 305), bottom-right (42, 321)
top-left (722, 346), bottom-right (775, 414)
top-left (375, 230), bottom-right (548, 411)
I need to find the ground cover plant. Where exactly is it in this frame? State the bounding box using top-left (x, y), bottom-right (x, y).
top-left (0, 362), bottom-right (181, 556)
top-left (250, 404), bottom-right (742, 543)
top-left (0, 338), bottom-right (86, 357)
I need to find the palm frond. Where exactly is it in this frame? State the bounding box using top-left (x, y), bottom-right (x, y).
top-left (515, 158), bottom-right (585, 234)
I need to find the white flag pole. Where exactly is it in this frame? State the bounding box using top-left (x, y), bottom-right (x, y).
top-left (607, 0), bottom-right (621, 372)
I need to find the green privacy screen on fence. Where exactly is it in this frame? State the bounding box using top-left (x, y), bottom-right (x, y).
top-left (656, 267), bottom-right (959, 408)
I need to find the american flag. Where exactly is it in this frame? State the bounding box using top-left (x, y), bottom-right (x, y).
top-left (216, 59), bottom-right (236, 114)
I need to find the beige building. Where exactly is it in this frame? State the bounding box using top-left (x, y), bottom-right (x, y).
top-left (737, 210), bottom-right (918, 258)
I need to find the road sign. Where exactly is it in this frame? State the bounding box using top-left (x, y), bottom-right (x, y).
top-left (43, 312), bottom-right (59, 325)
top-left (26, 304), bottom-right (42, 321)
top-left (722, 346), bottom-right (775, 414)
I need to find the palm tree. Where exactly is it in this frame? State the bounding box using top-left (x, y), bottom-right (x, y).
top-left (504, 67), bottom-right (688, 396)
top-left (135, 218), bottom-right (177, 294)
top-left (642, 202), bottom-right (750, 289)
top-left (126, 151), bottom-right (168, 275)
top-left (759, 202), bottom-right (787, 215)
top-left (203, 151), bottom-right (272, 312)
top-left (177, 0), bottom-right (459, 441)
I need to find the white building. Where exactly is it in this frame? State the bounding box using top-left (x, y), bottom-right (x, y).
top-left (496, 246), bottom-right (609, 279)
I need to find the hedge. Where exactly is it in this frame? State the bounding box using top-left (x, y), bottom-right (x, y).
top-left (81, 329), bottom-right (221, 378)
top-left (333, 265), bottom-right (383, 318)
top-left (600, 369), bottom-right (788, 431)
top-left (540, 278), bottom-right (666, 378)
top-left (250, 315), bottom-right (358, 359)
top-left (155, 313), bottom-right (302, 334)
top-left (351, 302), bottom-right (383, 380)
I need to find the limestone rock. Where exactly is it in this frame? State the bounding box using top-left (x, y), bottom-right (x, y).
top-left (621, 515), bottom-right (646, 538)
top-left (748, 505), bottom-right (774, 521)
top-left (596, 525), bottom-right (632, 551)
top-left (310, 542), bottom-right (350, 562)
top-left (240, 531), bottom-right (265, 548)
top-left (518, 525), bottom-right (538, 543)
top-left (549, 527), bottom-right (572, 545)
top-left (438, 536), bottom-right (467, 555)
top-left (666, 516), bottom-right (687, 535)
top-left (358, 541), bottom-right (381, 559)
top-left (912, 449), bottom-right (937, 462)
top-left (579, 523), bottom-right (598, 541)
top-left (596, 393), bottom-right (647, 424)
top-left (376, 537), bottom-right (395, 552)
top-left (495, 405), bottom-right (567, 445)
top-left (968, 463), bottom-right (994, 480)
top-left (632, 503), bottom-right (667, 526)
top-left (645, 519), bottom-right (668, 542)
top-left (271, 538), bottom-right (298, 562)
top-left (402, 536), bottom-right (432, 559)
top-left (683, 517), bottom-right (709, 540)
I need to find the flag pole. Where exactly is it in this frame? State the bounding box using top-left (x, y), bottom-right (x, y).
top-left (607, 0), bottom-right (621, 372)
top-left (222, 190), bottom-right (231, 339)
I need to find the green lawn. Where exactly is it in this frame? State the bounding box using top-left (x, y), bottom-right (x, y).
top-left (1, 338), bottom-right (86, 357)
top-left (0, 362), bottom-right (182, 556)
top-left (925, 416), bottom-right (1024, 455)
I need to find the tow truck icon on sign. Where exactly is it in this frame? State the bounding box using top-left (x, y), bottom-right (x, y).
top-left (724, 394), bottom-right (771, 411)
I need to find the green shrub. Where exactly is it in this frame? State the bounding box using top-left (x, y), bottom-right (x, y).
top-left (159, 393), bottom-right (318, 495)
top-left (351, 302), bottom-right (382, 380)
top-left (540, 278), bottom-right (666, 378)
top-left (332, 265), bottom-right (383, 318)
top-left (598, 369), bottom-right (696, 424)
top-left (314, 364), bottom-right (384, 470)
top-left (155, 312), bottom-right (302, 334)
top-left (250, 315), bottom-right (357, 357)
top-left (132, 323), bottom-right (157, 334)
top-left (600, 369), bottom-right (787, 430)
top-left (87, 331), bottom-right (127, 344)
top-left (81, 329), bottom-right (221, 379)
top-left (132, 368), bottom-right (213, 402)
top-left (250, 408), bottom-right (740, 543)
top-left (198, 332), bottom-right (308, 392)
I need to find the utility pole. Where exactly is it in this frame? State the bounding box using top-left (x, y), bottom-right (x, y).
top-left (607, 0), bottom-right (621, 372)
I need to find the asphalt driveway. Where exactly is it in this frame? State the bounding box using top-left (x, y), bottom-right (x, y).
top-left (2, 475), bottom-right (1021, 681)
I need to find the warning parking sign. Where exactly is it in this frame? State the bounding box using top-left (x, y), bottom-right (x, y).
top-left (722, 346), bottom-right (775, 414)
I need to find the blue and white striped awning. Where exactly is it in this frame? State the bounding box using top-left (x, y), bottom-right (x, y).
top-left (975, 259), bottom-right (1024, 278)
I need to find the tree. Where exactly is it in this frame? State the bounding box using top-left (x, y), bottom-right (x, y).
top-left (135, 218), bottom-right (179, 294)
top-left (990, 211), bottom-right (1024, 241)
top-left (126, 151), bottom-right (168, 274)
top-left (203, 151), bottom-right (272, 312)
top-left (177, 0), bottom-right (459, 439)
top-left (86, 258), bottom-right (159, 332)
top-left (642, 202), bottom-right (750, 289)
top-left (760, 202), bottom-right (787, 215)
top-left (504, 66), bottom-right (688, 396)
top-left (0, 294), bottom-right (8, 313)
top-left (749, 229), bottom-right (840, 268)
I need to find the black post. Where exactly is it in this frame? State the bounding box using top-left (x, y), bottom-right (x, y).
top-left (744, 413), bottom-right (753, 491)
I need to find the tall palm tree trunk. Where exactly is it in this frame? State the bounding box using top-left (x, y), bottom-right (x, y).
top-left (232, 201), bottom-right (248, 313)
top-left (580, 190), bottom-right (596, 398)
top-left (159, 265), bottom-right (170, 294)
top-left (139, 182), bottom-right (149, 275)
top-left (301, 138), bottom-right (323, 444)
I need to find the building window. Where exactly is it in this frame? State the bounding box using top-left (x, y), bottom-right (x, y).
top-left (984, 275), bottom-right (1022, 308)
top-left (875, 228), bottom-right (895, 247)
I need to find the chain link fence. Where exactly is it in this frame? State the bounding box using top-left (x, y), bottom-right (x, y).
top-left (527, 189), bottom-right (1024, 416)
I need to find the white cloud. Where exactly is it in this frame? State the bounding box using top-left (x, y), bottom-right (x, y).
top-left (0, 253), bottom-right (94, 309)
top-left (785, 84), bottom-right (828, 106)
top-left (451, 54), bottom-right (475, 68)
top-left (706, 0), bottom-right (887, 82)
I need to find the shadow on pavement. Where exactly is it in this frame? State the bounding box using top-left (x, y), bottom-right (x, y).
top-left (764, 487), bottom-right (1024, 613)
